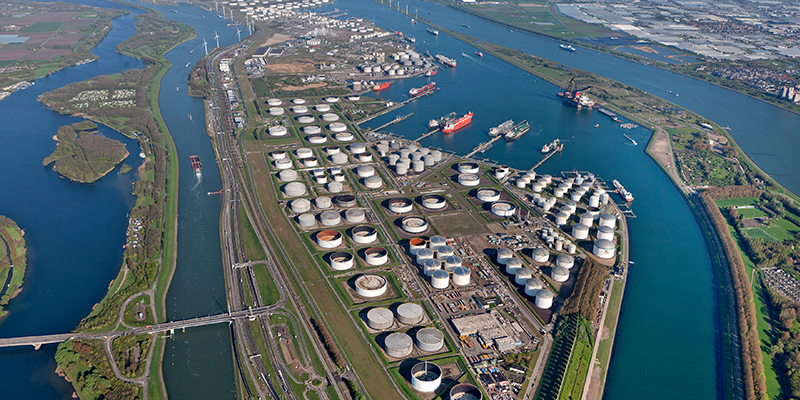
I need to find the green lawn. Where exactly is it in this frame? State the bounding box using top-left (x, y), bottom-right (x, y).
top-left (24, 22), bottom-right (63, 33)
top-left (738, 208), bottom-right (767, 219)
top-left (240, 204), bottom-right (267, 260)
top-left (714, 197), bottom-right (759, 208)
top-left (762, 225), bottom-right (795, 242)
top-left (743, 228), bottom-right (776, 241)
top-left (252, 263), bottom-right (280, 306)
top-left (774, 218), bottom-right (800, 233)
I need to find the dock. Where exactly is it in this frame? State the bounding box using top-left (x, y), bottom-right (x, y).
top-left (464, 134), bottom-right (504, 158)
top-left (529, 146), bottom-right (563, 171)
top-left (372, 113), bottom-right (413, 131)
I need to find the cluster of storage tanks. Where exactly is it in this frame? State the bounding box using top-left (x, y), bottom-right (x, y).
top-left (407, 236), bottom-right (471, 289)
top-left (381, 326), bottom-right (445, 360)
top-left (238, 0), bottom-right (336, 22)
top-left (366, 302), bottom-right (427, 330)
top-left (497, 248), bottom-right (555, 309)
top-left (536, 228), bottom-right (577, 254)
top-left (375, 141), bottom-right (443, 177)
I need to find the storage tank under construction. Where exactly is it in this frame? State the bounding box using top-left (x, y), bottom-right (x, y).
top-left (329, 251), bottom-right (354, 271)
top-left (351, 225), bottom-right (377, 244)
top-left (316, 230), bottom-right (343, 249)
top-left (452, 266), bottom-right (471, 286)
top-left (410, 361), bottom-right (442, 392)
top-left (420, 194), bottom-right (447, 210)
top-left (355, 274), bottom-right (388, 297)
top-left (365, 247), bottom-right (389, 266)
top-left (366, 307), bottom-right (394, 330)
top-left (384, 332), bottom-right (413, 358)
top-left (476, 188), bottom-right (501, 202)
top-left (396, 303), bottom-right (424, 325)
top-left (450, 383), bottom-right (483, 400)
top-left (415, 329), bottom-right (444, 353)
top-left (535, 289), bottom-right (554, 309)
top-left (431, 270), bottom-right (449, 289)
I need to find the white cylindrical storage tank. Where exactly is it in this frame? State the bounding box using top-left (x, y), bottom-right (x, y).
top-left (431, 150), bottom-right (442, 162)
top-left (422, 258), bottom-right (442, 276)
top-left (290, 198), bottom-right (311, 213)
top-left (388, 198), bottom-right (413, 213)
top-left (328, 122), bottom-right (347, 132)
top-left (565, 200), bottom-right (577, 214)
top-left (416, 248), bottom-right (434, 265)
top-left (304, 125), bottom-right (323, 134)
top-left (598, 225), bottom-right (615, 240)
top-left (402, 216), bottom-right (428, 234)
top-left (329, 153), bottom-right (347, 165)
top-left (274, 158), bottom-right (293, 170)
top-left (349, 142), bottom-right (366, 154)
top-left (332, 173), bottom-right (345, 183)
top-left (556, 254), bottom-right (575, 269)
top-left (384, 332), bottom-right (413, 358)
top-left (268, 107), bottom-right (285, 116)
top-left (363, 176), bottom-right (383, 189)
top-left (321, 112), bottom-right (339, 122)
top-left (297, 213), bottom-right (316, 228)
top-left (272, 150), bottom-right (287, 160)
top-left (356, 165), bottom-right (375, 178)
top-left (396, 303), bottom-right (424, 325)
top-left (554, 186), bottom-right (567, 198)
top-left (355, 274), bottom-right (387, 297)
top-left (357, 152), bottom-right (373, 163)
top-left (283, 182), bottom-right (307, 197)
top-left (491, 201), bottom-right (516, 217)
top-left (329, 251), bottom-right (354, 271)
top-left (324, 96), bottom-right (339, 103)
top-left (476, 188), bottom-right (501, 202)
top-left (505, 257), bottom-right (523, 274)
top-left (457, 162), bottom-right (479, 174)
top-left (351, 225), bottom-right (377, 244)
top-left (421, 194), bottom-right (447, 210)
top-left (327, 182), bottom-right (343, 193)
top-left (452, 266), bottom-right (471, 286)
top-left (567, 242), bottom-right (577, 254)
top-left (551, 266), bottom-right (569, 282)
top-left (458, 173), bottom-right (480, 187)
top-left (315, 196), bottom-right (332, 209)
top-left (317, 230), bottom-right (343, 248)
top-left (497, 248), bottom-right (513, 264)
top-left (580, 213), bottom-right (594, 227)
top-left (572, 223), bottom-right (590, 240)
top-left (555, 212), bottom-right (569, 225)
top-left (315, 104), bottom-right (331, 112)
top-left (292, 98), bottom-right (306, 105)
top-left (267, 98), bottom-right (282, 106)
top-left (297, 114), bottom-right (315, 124)
top-left (324, 145), bottom-right (340, 155)
top-left (268, 125), bottom-right (288, 136)
top-left (367, 307), bottom-right (394, 330)
top-left (305, 158), bottom-right (321, 168)
top-left (532, 182), bottom-right (544, 192)
top-left (554, 240), bottom-right (564, 252)
top-left (423, 154), bottom-right (435, 166)
top-left (436, 245), bottom-right (454, 261)
top-left (600, 213), bottom-right (616, 229)
top-left (495, 166), bottom-right (509, 179)
top-left (292, 105), bottom-right (308, 113)
top-left (395, 163), bottom-right (408, 176)
top-left (319, 210), bottom-right (341, 226)
top-left (593, 239), bottom-right (615, 259)
top-left (444, 255), bottom-right (462, 272)
top-left (515, 268), bottom-right (533, 284)
top-left (415, 330), bottom-right (444, 354)
top-left (589, 195), bottom-right (600, 208)
top-left (516, 179), bottom-right (527, 189)
top-left (431, 270), bottom-right (449, 289)
top-left (307, 134), bottom-right (327, 144)
top-left (429, 236), bottom-right (446, 251)
top-left (409, 238), bottom-right (426, 255)
top-left (532, 247), bottom-right (549, 263)
top-left (535, 289), bottom-right (554, 309)
top-left (345, 209), bottom-right (366, 224)
top-left (278, 169), bottom-right (298, 182)
top-left (450, 384), bottom-right (482, 400)
top-left (413, 160), bottom-right (425, 173)
top-left (365, 247), bottom-right (389, 266)
top-left (571, 192), bottom-right (582, 202)
top-left (399, 148), bottom-right (411, 160)
top-left (524, 278), bottom-right (544, 296)
top-left (296, 148), bottom-right (313, 158)
top-left (601, 193), bottom-right (610, 206)
top-left (335, 131), bottom-right (354, 142)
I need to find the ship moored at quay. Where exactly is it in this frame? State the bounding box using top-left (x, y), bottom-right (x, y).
top-left (442, 111), bottom-right (473, 133)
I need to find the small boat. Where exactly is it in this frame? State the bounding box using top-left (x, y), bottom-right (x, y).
top-left (185, 62), bottom-right (191, 67)
top-left (560, 44), bottom-right (577, 52)
top-left (594, 124), bottom-right (599, 128)
top-left (427, 28), bottom-right (439, 36)
top-left (411, 19), bottom-right (417, 24)
top-left (176, 87), bottom-right (180, 91)
top-left (373, 82), bottom-right (391, 91)
top-left (475, 51), bottom-right (483, 57)
top-left (624, 134), bottom-right (638, 145)
top-left (463, 24), bottom-right (470, 28)
top-left (425, 70), bottom-right (438, 77)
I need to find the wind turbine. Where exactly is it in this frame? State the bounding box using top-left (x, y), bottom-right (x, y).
top-left (214, 31), bottom-right (220, 48)
top-left (203, 37), bottom-right (208, 55)
top-left (236, 27), bottom-right (241, 42)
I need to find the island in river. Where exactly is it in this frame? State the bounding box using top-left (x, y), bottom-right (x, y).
top-left (43, 121), bottom-right (128, 183)
top-left (0, 215), bottom-right (26, 321)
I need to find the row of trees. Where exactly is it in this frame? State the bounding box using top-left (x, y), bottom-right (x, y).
top-left (763, 287), bottom-right (800, 397)
top-left (311, 318), bottom-right (346, 369)
top-left (706, 185), bottom-right (762, 200)
top-left (700, 192), bottom-right (767, 400)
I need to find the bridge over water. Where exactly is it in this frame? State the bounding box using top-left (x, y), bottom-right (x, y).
top-left (0, 306), bottom-right (275, 349)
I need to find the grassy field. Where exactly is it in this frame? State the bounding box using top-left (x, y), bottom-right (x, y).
top-left (23, 21), bottom-right (64, 33)
top-left (558, 317), bottom-right (594, 400)
top-left (240, 204), bottom-right (268, 260)
top-left (738, 208), bottom-right (767, 219)
top-left (252, 263), bottom-right (280, 306)
top-left (714, 197), bottom-right (759, 208)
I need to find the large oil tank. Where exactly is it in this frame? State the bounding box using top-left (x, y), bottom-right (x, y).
top-left (365, 247), bottom-right (389, 266)
top-left (355, 274), bottom-right (387, 297)
top-left (388, 198), bottom-right (413, 213)
top-left (593, 239), bottom-right (615, 259)
top-left (335, 132), bottom-right (354, 143)
top-left (409, 238), bottom-right (426, 255)
top-left (307, 135), bottom-right (327, 144)
top-left (345, 209), bottom-right (366, 224)
top-left (532, 247), bottom-right (549, 263)
top-left (316, 230), bottom-right (343, 249)
top-left (579, 213), bottom-right (594, 227)
top-left (415, 248), bottom-right (434, 265)
top-left (278, 169), bottom-right (298, 182)
top-left (315, 196), bottom-right (332, 209)
top-left (431, 270), bottom-right (449, 289)
top-left (436, 245), bottom-right (454, 261)
top-left (556, 254), bottom-right (575, 269)
top-left (329, 122), bottom-right (347, 132)
top-left (327, 182), bottom-right (343, 193)
top-left (292, 105), bottom-right (308, 114)
top-left (319, 210), bottom-right (341, 226)
top-left (412, 160), bottom-right (425, 173)
top-left (396, 302), bottom-right (424, 325)
top-left (271, 150), bottom-right (287, 160)
top-left (491, 201), bottom-right (516, 217)
top-left (268, 107), bottom-right (285, 116)
top-left (331, 153), bottom-right (348, 164)
top-left (268, 125), bottom-right (288, 136)
top-left (452, 266), bottom-right (471, 286)
top-left (292, 98), bottom-right (306, 105)
top-left (315, 104), bottom-right (331, 112)
top-left (450, 383), bottom-right (482, 400)
top-left (351, 225), bottom-right (377, 243)
top-left (458, 173), bottom-right (480, 187)
top-left (505, 258), bottom-right (523, 275)
top-left (324, 145), bottom-right (340, 155)
top-left (497, 248), bottom-right (513, 264)
top-left (597, 225), bottom-right (615, 240)
top-left (429, 236), bottom-right (446, 251)
top-left (267, 98), bottom-right (282, 106)
top-left (274, 159), bottom-right (293, 170)
top-left (422, 258), bottom-right (442, 276)
top-left (524, 278), bottom-right (544, 296)
top-left (364, 176), bottom-right (383, 189)
top-left (572, 223), bottom-right (590, 240)
top-left (297, 115), bottom-right (315, 124)
top-left (515, 268), bottom-right (533, 284)
top-left (290, 198), bottom-right (311, 213)
top-left (555, 212), bottom-right (569, 226)
top-left (366, 307), bottom-right (394, 330)
top-left (535, 289), bottom-right (554, 309)
top-left (421, 194), bottom-right (446, 210)
top-left (551, 266), bottom-right (569, 282)
top-left (476, 188), bottom-right (501, 202)
top-left (402, 216), bottom-right (428, 234)
top-left (303, 125), bottom-right (322, 134)
top-left (444, 255), bottom-right (462, 272)
top-left (321, 112), bottom-right (339, 122)
top-left (297, 213), bottom-right (316, 228)
top-left (384, 332), bottom-right (413, 358)
top-left (599, 213), bottom-right (616, 229)
top-left (415, 330), bottom-right (444, 353)
top-left (283, 182), bottom-right (307, 197)
top-left (457, 162), bottom-right (479, 174)
top-left (349, 142), bottom-right (366, 154)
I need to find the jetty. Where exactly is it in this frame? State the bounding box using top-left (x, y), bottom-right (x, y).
top-left (372, 113), bottom-right (413, 131)
top-left (464, 134), bottom-right (504, 158)
top-left (529, 145), bottom-right (564, 171)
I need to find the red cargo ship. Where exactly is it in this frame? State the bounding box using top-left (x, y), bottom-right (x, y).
top-left (409, 82), bottom-right (436, 98)
top-left (189, 155), bottom-right (202, 173)
top-left (442, 112), bottom-right (473, 133)
top-left (373, 82), bottom-right (391, 91)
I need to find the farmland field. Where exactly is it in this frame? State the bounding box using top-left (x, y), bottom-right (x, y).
top-left (23, 22), bottom-right (63, 33)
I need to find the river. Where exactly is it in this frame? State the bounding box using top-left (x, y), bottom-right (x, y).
top-left (1, 0), bottom-right (795, 398)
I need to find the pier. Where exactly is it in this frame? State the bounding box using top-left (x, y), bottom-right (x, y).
top-left (371, 112), bottom-right (413, 131)
top-left (464, 134), bottom-right (504, 158)
top-left (415, 127), bottom-right (439, 141)
top-left (528, 146), bottom-right (563, 171)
